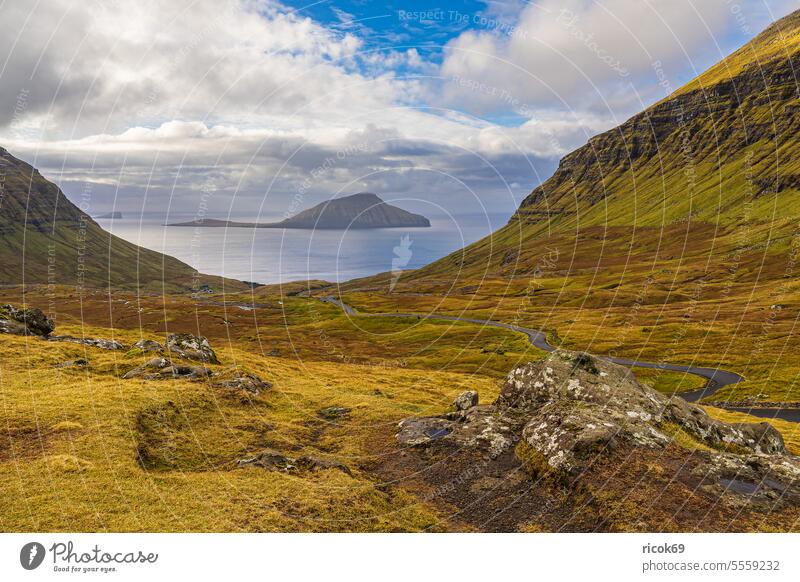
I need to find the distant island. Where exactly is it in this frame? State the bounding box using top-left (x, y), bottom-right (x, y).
top-left (96, 211), bottom-right (123, 219)
top-left (168, 193), bottom-right (430, 230)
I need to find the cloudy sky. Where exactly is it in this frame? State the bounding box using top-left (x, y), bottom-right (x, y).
top-left (0, 0), bottom-right (795, 220)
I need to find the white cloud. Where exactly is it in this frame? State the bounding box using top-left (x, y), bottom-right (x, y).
top-left (438, 0), bottom-right (786, 117)
top-left (0, 0), bottom-right (795, 220)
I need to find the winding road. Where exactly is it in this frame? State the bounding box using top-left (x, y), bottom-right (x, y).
top-left (318, 296), bottom-right (798, 423)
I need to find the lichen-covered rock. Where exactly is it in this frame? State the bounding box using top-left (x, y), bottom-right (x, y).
top-left (396, 349), bottom-right (800, 509)
top-left (453, 390), bottom-right (479, 411)
top-left (212, 366), bottom-right (272, 395)
top-left (0, 304), bottom-right (55, 336)
top-left (122, 357), bottom-right (210, 380)
top-left (49, 335), bottom-right (126, 350)
top-left (238, 449), bottom-right (351, 476)
top-left (132, 339), bottom-right (164, 353)
top-left (166, 333), bottom-right (219, 363)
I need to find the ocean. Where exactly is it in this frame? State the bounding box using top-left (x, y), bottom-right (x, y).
top-left (96, 212), bottom-right (510, 284)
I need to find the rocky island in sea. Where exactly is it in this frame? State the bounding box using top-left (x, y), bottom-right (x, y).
top-left (168, 192), bottom-right (431, 230)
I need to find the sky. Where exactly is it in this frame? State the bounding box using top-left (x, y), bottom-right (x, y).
top-left (0, 0), bottom-right (795, 220)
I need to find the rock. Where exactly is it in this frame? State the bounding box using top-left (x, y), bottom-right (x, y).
top-left (318, 406), bottom-right (351, 420)
top-left (132, 339), bottom-right (164, 353)
top-left (396, 349), bottom-right (800, 509)
top-left (212, 366), bottom-right (272, 395)
top-left (237, 449), bottom-right (298, 471)
top-left (48, 335), bottom-right (126, 350)
top-left (166, 333), bottom-right (219, 363)
top-left (0, 304), bottom-right (55, 336)
top-left (453, 390), bottom-right (479, 411)
top-left (238, 449), bottom-right (351, 476)
top-left (122, 357), bottom-right (210, 380)
top-left (297, 455), bottom-right (353, 476)
top-left (55, 358), bottom-right (89, 368)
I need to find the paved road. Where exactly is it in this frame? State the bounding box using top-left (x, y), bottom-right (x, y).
top-left (319, 296), bottom-right (800, 425)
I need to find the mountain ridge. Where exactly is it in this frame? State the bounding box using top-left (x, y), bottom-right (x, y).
top-left (0, 147), bottom-right (234, 292)
top-left (397, 8), bottom-right (800, 282)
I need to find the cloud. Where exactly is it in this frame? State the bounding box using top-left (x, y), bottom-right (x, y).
top-left (439, 0), bottom-right (793, 118)
top-left (0, 0), bottom-right (795, 222)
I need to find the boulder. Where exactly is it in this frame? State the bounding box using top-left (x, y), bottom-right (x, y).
top-left (48, 335), bottom-right (126, 350)
top-left (0, 304), bottom-right (55, 336)
top-left (166, 333), bottom-right (219, 363)
top-left (122, 357), bottom-right (210, 380)
top-left (453, 390), bottom-right (479, 411)
top-left (396, 350), bottom-right (800, 509)
top-left (212, 366), bottom-right (272, 395)
top-left (132, 339), bottom-right (164, 353)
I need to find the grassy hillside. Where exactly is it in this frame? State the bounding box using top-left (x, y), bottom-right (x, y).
top-left (411, 9), bottom-right (800, 280)
top-left (333, 10), bottom-right (800, 405)
top-left (0, 147), bottom-right (236, 292)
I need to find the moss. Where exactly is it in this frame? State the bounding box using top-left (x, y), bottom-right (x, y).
top-left (515, 441), bottom-right (556, 479)
top-left (658, 422), bottom-right (716, 453)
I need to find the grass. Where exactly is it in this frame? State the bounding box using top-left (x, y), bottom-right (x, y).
top-left (0, 324), bottom-right (500, 531)
top-left (632, 368), bottom-right (707, 395)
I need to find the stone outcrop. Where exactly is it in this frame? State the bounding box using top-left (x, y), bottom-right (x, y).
top-left (397, 350), bottom-right (800, 511)
top-left (48, 335), bottom-right (126, 350)
top-left (238, 449), bottom-right (352, 476)
top-left (132, 339), bottom-right (164, 353)
top-left (122, 357), bottom-right (211, 380)
top-left (212, 366), bottom-right (272, 395)
top-left (166, 333), bottom-right (219, 363)
top-left (0, 304), bottom-right (55, 336)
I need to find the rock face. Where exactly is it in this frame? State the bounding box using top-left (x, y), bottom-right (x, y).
top-left (0, 304), bottom-right (55, 336)
top-left (395, 350), bottom-right (800, 528)
top-left (166, 333), bottom-right (219, 363)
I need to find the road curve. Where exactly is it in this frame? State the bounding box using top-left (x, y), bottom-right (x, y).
top-left (318, 295), bottom-right (744, 404)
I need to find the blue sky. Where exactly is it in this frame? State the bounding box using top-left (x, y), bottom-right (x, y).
top-left (0, 0), bottom-right (796, 219)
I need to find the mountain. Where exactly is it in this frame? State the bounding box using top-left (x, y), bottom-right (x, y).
top-left (169, 193), bottom-right (431, 229)
top-left (403, 9), bottom-right (800, 283)
top-left (0, 147), bottom-right (219, 291)
top-left (96, 211), bottom-right (123, 219)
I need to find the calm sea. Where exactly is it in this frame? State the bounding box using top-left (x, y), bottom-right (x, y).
top-left (96, 212), bottom-right (510, 284)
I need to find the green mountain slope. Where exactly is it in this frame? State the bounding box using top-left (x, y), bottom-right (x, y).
top-left (0, 147), bottom-right (219, 291)
top-left (410, 9), bottom-right (800, 281)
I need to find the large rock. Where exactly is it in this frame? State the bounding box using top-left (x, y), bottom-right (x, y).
top-left (48, 335), bottom-right (126, 350)
top-left (396, 350), bottom-right (800, 510)
top-left (453, 390), bottom-right (479, 411)
top-left (122, 357), bottom-right (210, 380)
top-left (212, 366), bottom-right (272, 395)
top-left (132, 339), bottom-right (164, 353)
top-left (166, 333), bottom-right (219, 363)
top-left (0, 304), bottom-right (55, 336)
